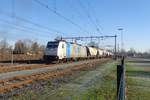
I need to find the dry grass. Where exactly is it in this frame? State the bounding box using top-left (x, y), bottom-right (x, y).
top-left (0, 53), bottom-right (43, 62)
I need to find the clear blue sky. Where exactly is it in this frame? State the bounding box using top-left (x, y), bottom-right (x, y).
top-left (0, 0), bottom-right (150, 52)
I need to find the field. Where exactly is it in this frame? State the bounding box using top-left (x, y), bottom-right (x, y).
top-left (0, 57), bottom-right (149, 100)
top-left (126, 58), bottom-right (150, 100)
top-left (10, 59), bottom-right (118, 100)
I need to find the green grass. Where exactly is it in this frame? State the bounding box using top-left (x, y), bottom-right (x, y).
top-left (79, 73), bottom-right (117, 100)
top-left (126, 59), bottom-right (150, 100)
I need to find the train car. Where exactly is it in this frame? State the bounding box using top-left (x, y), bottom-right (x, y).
top-left (107, 51), bottom-right (113, 57)
top-left (66, 42), bottom-right (87, 59)
top-left (43, 40), bottom-right (113, 63)
top-left (43, 40), bottom-right (87, 62)
top-left (102, 49), bottom-right (107, 57)
top-left (43, 40), bottom-right (67, 62)
top-left (102, 50), bottom-right (112, 57)
top-left (98, 48), bottom-right (104, 58)
top-left (78, 45), bottom-right (87, 58)
top-left (87, 46), bottom-right (98, 58)
top-left (70, 43), bottom-right (78, 58)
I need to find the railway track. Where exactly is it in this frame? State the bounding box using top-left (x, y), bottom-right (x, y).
top-left (0, 64), bottom-right (53, 73)
top-left (0, 59), bottom-right (110, 95)
top-left (0, 58), bottom-right (107, 73)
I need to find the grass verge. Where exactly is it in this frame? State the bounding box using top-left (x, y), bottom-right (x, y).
top-left (126, 59), bottom-right (150, 100)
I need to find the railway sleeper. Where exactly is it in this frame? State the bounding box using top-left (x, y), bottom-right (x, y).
top-left (0, 59), bottom-right (109, 94)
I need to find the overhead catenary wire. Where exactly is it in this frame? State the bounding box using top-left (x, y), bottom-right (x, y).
top-left (0, 18), bottom-right (56, 36)
top-left (78, 0), bottom-right (102, 34)
top-left (33, 0), bottom-right (89, 34)
top-left (0, 30), bottom-right (48, 40)
top-left (53, 0), bottom-right (57, 13)
top-left (11, 0), bottom-right (15, 17)
top-left (68, 0), bottom-right (94, 36)
top-left (88, 1), bottom-right (104, 34)
top-left (0, 10), bottom-right (65, 35)
top-left (0, 20), bottom-right (51, 38)
top-left (86, 1), bottom-right (103, 35)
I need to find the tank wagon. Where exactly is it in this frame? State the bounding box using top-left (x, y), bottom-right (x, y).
top-left (43, 40), bottom-right (113, 63)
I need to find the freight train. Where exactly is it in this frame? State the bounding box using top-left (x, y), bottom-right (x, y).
top-left (43, 40), bottom-right (113, 63)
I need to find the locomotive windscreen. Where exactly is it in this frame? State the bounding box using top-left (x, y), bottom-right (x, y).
top-left (47, 41), bottom-right (59, 48)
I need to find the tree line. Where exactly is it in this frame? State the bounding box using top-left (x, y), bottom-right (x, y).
top-left (0, 39), bottom-right (45, 55)
top-left (1, 39), bottom-right (150, 60)
top-left (120, 48), bottom-right (150, 58)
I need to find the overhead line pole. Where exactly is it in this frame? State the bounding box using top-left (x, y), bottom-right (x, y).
top-left (118, 28), bottom-right (124, 56)
top-left (115, 35), bottom-right (117, 60)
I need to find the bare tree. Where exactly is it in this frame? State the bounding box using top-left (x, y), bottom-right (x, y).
top-left (127, 48), bottom-right (136, 57)
top-left (0, 39), bottom-right (10, 61)
top-left (13, 40), bottom-right (27, 54)
top-left (23, 39), bottom-right (33, 52)
top-left (0, 39), bottom-right (9, 52)
top-left (31, 42), bottom-right (39, 54)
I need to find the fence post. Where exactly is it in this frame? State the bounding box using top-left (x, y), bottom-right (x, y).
top-left (117, 57), bottom-right (125, 100)
top-left (121, 56), bottom-right (124, 65)
top-left (117, 65), bottom-right (123, 95)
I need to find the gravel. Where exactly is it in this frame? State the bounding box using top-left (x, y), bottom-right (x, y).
top-left (0, 59), bottom-right (103, 80)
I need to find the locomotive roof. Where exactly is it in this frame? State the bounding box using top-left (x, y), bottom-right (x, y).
top-left (48, 40), bottom-right (107, 50)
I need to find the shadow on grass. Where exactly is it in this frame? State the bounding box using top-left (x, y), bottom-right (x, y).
top-left (127, 70), bottom-right (150, 78)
